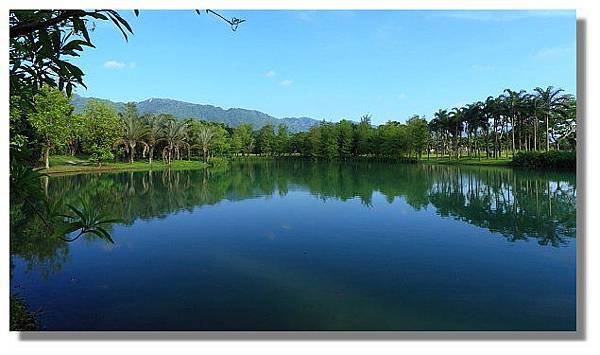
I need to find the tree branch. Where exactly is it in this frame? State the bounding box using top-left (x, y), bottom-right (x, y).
top-left (10, 10), bottom-right (88, 38)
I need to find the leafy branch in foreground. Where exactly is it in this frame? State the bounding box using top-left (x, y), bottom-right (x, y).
top-left (10, 147), bottom-right (123, 244)
top-left (58, 202), bottom-right (124, 243)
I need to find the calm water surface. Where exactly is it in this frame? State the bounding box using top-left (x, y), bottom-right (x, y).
top-left (10, 161), bottom-right (577, 330)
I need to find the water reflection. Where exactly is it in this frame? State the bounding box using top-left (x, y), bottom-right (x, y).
top-left (11, 161), bottom-right (576, 276)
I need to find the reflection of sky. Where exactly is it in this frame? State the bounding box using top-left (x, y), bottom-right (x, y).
top-left (10, 185), bottom-right (576, 330)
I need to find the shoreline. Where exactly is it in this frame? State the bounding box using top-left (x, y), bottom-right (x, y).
top-left (43, 154), bottom-right (575, 176)
top-left (43, 160), bottom-right (209, 176)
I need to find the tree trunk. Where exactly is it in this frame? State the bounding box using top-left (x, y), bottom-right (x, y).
top-left (511, 115), bottom-right (516, 156)
top-left (44, 146), bottom-right (50, 169)
top-left (129, 142), bottom-right (136, 163)
top-left (546, 113), bottom-right (550, 152)
top-left (534, 115), bottom-right (538, 151)
top-left (149, 146), bottom-right (154, 164)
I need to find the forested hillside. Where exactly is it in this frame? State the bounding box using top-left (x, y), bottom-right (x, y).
top-left (71, 95), bottom-right (320, 132)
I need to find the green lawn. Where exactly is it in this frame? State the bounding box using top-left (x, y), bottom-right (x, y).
top-left (419, 155), bottom-right (512, 166)
top-left (45, 155), bottom-right (208, 175)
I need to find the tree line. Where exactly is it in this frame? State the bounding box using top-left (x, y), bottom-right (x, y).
top-left (23, 85), bottom-right (575, 168)
top-left (428, 87), bottom-right (576, 159)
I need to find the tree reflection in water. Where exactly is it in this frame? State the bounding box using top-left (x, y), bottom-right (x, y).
top-left (11, 160), bottom-right (576, 276)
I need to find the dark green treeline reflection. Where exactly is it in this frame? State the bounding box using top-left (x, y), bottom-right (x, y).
top-left (11, 161), bottom-right (576, 276)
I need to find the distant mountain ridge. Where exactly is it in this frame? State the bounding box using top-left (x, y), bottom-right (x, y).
top-left (71, 95), bottom-right (320, 132)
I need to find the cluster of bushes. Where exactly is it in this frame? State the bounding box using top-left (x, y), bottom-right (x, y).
top-left (510, 151), bottom-right (576, 170)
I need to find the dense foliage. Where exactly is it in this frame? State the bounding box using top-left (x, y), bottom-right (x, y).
top-left (9, 11), bottom-right (138, 304)
top-left (31, 90), bottom-right (577, 165)
top-left (428, 87), bottom-right (576, 159)
top-left (510, 151), bottom-right (576, 170)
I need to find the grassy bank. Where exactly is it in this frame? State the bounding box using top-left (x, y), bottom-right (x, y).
top-left (10, 295), bottom-right (39, 331)
top-left (419, 156), bottom-right (512, 166)
top-left (44, 155), bottom-right (208, 175)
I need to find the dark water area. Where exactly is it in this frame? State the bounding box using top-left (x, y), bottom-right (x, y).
top-left (10, 161), bottom-right (577, 330)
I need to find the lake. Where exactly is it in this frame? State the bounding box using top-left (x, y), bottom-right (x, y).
top-left (10, 161), bottom-right (577, 330)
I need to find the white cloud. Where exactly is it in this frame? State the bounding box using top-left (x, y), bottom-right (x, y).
top-left (265, 70), bottom-right (276, 77)
top-left (280, 79), bottom-right (293, 86)
top-left (397, 93), bottom-right (406, 100)
top-left (103, 60), bottom-right (126, 69)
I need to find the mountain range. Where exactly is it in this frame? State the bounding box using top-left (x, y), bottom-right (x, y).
top-left (71, 95), bottom-right (320, 132)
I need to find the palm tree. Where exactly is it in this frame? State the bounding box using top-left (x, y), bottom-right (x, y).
top-left (465, 102), bottom-right (486, 158)
top-left (463, 102), bottom-right (483, 157)
top-left (449, 107), bottom-right (465, 158)
top-left (117, 103), bottom-right (148, 163)
top-left (434, 109), bottom-right (450, 157)
top-left (160, 118), bottom-right (189, 164)
top-left (428, 117), bottom-right (442, 157)
top-left (534, 86), bottom-right (569, 151)
top-left (484, 96), bottom-right (503, 158)
top-left (502, 89), bottom-right (526, 155)
top-left (196, 126), bottom-right (215, 163)
top-left (524, 94), bottom-right (543, 151)
top-left (477, 103), bottom-right (491, 158)
top-left (143, 114), bottom-right (166, 164)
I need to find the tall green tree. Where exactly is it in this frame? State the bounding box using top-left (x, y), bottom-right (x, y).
top-left (550, 97), bottom-right (576, 150)
top-left (232, 124), bottom-right (254, 156)
top-left (197, 125), bottom-right (215, 163)
top-left (502, 89), bottom-right (526, 155)
top-left (406, 115), bottom-right (429, 158)
top-left (449, 108), bottom-right (464, 158)
top-left (28, 85), bottom-right (74, 168)
top-left (160, 118), bottom-right (189, 164)
top-left (320, 123), bottom-right (339, 159)
top-left (275, 124), bottom-right (290, 156)
top-left (337, 119), bottom-right (354, 159)
top-left (80, 100), bottom-right (123, 164)
top-left (355, 114), bottom-right (372, 156)
top-left (117, 102), bottom-right (148, 163)
top-left (534, 86), bottom-right (569, 152)
top-left (257, 124), bottom-right (275, 156)
top-left (307, 125), bottom-right (322, 159)
top-left (143, 114), bottom-right (167, 164)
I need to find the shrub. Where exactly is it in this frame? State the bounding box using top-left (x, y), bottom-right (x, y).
top-left (510, 151), bottom-right (576, 170)
top-left (88, 145), bottom-right (114, 166)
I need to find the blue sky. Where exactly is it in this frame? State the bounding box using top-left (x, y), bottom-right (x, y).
top-left (74, 10), bottom-right (576, 125)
